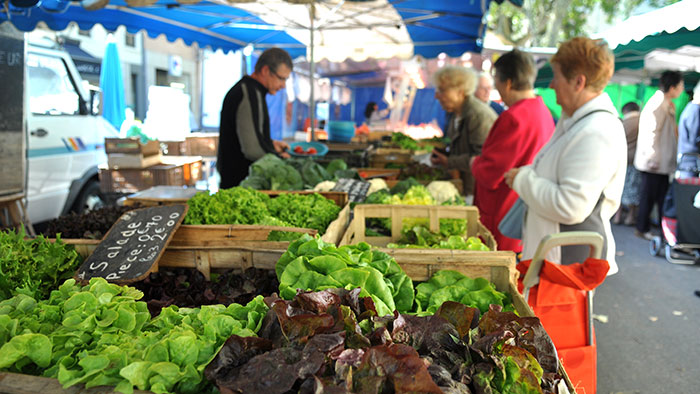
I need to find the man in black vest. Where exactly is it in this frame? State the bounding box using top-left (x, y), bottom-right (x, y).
top-left (217, 47), bottom-right (292, 189)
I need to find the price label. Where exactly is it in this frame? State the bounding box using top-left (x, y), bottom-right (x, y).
top-left (332, 178), bottom-right (371, 203)
top-left (76, 204), bottom-right (188, 284)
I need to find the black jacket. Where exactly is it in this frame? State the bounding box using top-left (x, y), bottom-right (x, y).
top-left (217, 76), bottom-right (276, 189)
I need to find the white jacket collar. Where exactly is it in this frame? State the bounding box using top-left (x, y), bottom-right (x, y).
top-left (561, 93), bottom-right (618, 131)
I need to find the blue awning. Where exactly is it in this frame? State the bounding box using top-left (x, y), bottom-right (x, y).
top-left (1, 0), bottom-right (506, 61)
top-left (2, 1), bottom-right (306, 57)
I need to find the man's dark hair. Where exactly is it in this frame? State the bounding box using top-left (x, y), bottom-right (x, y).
top-left (254, 47), bottom-right (293, 74)
top-left (492, 49), bottom-right (536, 90)
top-left (621, 101), bottom-right (640, 114)
top-left (364, 102), bottom-right (377, 119)
top-left (659, 70), bottom-right (682, 93)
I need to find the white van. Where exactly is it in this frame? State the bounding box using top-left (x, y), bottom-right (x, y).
top-left (25, 37), bottom-right (119, 224)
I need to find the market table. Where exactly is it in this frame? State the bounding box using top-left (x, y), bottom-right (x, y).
top-left (124, 185), bottom-right (199, 207)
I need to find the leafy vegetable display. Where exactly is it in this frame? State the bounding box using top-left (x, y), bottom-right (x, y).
top-left (390, 132), bottom-right (420, 150)
top-left (42, 205), bottom-right (140, 240)
top-left (184, 187), bottom-right (270, 226)
top-left (133, 267), bottom-right (279, 317)
top-left (239, 154), bottom-right (358, 190)
top-left (183, 187), bottom-right (340, 237)
top-left (267, 192), bottom-right (341, 234)
top-left (415, 270), bottom-right (513, 315)
top-left (0, 228), bottom-right (82, 301)
top-left (240, 154), bottom-right (303, 190)
top-left (398, 162), bottom-right (451, 182)
top-left (0, 278), bottom-right (268, 394)
top-left (388, 228), bottom-right (490, 251)
top-left (275, 234), bottom-right (414, 316)
top-left (205, 288), bottom-right (565, 394)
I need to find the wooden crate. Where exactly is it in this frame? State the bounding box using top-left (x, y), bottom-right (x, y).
top-left (324, 142), bottom-right (371, 151)
top-left (161, 140), bottom-right (186, 156)
top-left (341, 204), bottom-right (496, 250)
top-left (105, 138), bottom-right (160, 156)
top-left (185, 133), bottom-right (218, 157)
top-left (100, 158), bottom-right (202, 194)
top-left (357, 168), bottom-right (401, 180)
top-left (0, 372), bottom-right (152, 394)
top-left (368, 147), bottom-right (413, 168)
top-left (107, 152), bottom-right (162, 169)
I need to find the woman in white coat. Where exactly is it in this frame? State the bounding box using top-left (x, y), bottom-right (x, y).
top-left (504, 37), bottom-right (627, 274)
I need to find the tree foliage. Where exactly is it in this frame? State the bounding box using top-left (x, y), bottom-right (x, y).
top-left (488, 0), bottom-right (680, 47)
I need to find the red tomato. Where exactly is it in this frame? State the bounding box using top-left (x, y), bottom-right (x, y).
top-left (293, 145), bottom-right (304, 154)
top-left (306, 147), bottom-right (317, 154)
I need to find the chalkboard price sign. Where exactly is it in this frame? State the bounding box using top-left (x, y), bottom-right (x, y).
top-left (76, 204), bottom-right (188, 284)
top-left (332, 178), bottom-right (371, 203)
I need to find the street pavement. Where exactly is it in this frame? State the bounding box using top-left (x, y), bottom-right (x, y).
top-left (594, 223), bottom-right (700, 393)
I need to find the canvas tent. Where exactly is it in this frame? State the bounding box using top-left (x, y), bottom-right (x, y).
top-left (535, 0), bottom-right (700, 88)
top-left (2, 0), bottom-right (512, 138)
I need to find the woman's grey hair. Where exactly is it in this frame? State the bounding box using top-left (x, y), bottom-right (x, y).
top-left (479, 71), bottom-right (494, 87)
top-left (433, 66), bottom-right (477, 96)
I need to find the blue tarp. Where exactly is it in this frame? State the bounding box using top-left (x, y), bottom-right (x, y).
top-left (2, 0), bottom-right (305, 57)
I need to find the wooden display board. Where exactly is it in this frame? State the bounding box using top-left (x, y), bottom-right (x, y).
top-left (124, 185), bottom-right (199, 206)
top-left (75, 204), bottom-right (187, 284)
top-left (0, 27), bottom-right (25, 196)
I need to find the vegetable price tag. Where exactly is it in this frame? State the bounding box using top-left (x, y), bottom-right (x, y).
top-left (76, 204), bottom-right (188, 284)
top-left (332, 178), bottom-right (370, 203)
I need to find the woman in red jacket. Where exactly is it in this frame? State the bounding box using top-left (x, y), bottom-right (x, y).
top-left (470, 50), bottom-right (555, 252)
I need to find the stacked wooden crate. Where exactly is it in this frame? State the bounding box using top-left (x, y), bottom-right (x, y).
top-left (100, 138), bottom-right (202, 193)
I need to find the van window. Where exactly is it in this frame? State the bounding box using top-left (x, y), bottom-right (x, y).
top-left (27, 52), bottom-right (81, 115)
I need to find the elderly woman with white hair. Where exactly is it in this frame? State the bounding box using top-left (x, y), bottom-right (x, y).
top-left (475, 71), bottom-right (505, 115)
top-left (677, 80), bottom-right (700, 178)
top-left (430, 66), bottom-right (497, 196)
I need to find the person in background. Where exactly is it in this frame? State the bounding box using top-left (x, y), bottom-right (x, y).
top-left (633, 70), bottom-right (684, 240)
top-left (504, 37), bottom-right (627, 273)
top-left (363, 101), bottom-right (390, 127)
top-left (677, 81), bottom-right (700, 178)
top-left (475, 71), bottom-right (505, 115)
top-left (431, 66), bottom-right (497, 196)
top-left (217, 47), bottom-right (292, 189)
top-left (470, 50), bottom-right (555, 253)
top-left (613, 102), bottom-right (642, 226)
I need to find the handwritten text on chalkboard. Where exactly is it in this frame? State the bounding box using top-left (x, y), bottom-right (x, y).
top-left (77, 204), bottom-right (187, 283)
top-left (332, 178), bottom-right (371, 203)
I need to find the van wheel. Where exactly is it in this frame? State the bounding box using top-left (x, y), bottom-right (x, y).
top-left (72, 180), bottom-right (105, 213)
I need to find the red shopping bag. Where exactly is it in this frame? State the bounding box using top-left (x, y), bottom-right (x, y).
top-left (517, 257), bottom-right (609, 394)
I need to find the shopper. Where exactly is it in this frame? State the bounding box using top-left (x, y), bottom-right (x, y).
top-left (613, 102), bottom-right (642, 225)
top-left (504, 37), bottom-right (627, 274)
top-left (217, 47), bottom-right (292, 189)
top-left (475, 72), bottom-right (505, 115)
top-left (431, 66), bottom-right (497, 196)
top-left (363, 101), bottom-right (390, 127)
top-left (634, 70), bottom-right (684, 239)
top-left (470, 50), bottom-right (555, 253)
top-left (677, 81), bottom-right (700, 178)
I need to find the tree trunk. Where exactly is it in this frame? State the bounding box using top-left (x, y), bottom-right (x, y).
top-left (546, 0), bottom-right (574, 47)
